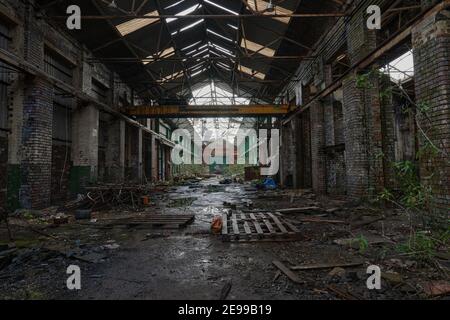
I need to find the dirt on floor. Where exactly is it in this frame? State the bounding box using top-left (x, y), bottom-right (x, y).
top-left (0, 177), bottom-right (448, 300)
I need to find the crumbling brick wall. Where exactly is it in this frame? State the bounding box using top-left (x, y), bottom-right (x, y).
top-left (413, 7), bottom-right (450, 217)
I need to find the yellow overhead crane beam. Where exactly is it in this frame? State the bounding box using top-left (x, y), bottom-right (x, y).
top-left (125, 104), bottom-right (291, 118)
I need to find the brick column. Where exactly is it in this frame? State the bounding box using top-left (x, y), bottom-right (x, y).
top-left (20, 77), bottom-right (53, 209)
top-left (310, 100), bottom-right (326, 194)
top-left (342, 12), bottom-right (385, 199)
top-left (280, 123), bottom-right (296, 187)
top-left (292, 116), bottom-right (303, 189)
top-left (412, 6), bottom-right (450, 217)
top-left (138, 128), bottom-right (143, 182)
top-left (151, 135), bottom-right (158, 181)
top-left (70, 103), bottom-right (99, 195)
top-left (6, 74), bottom-right (24, 211)
top-left (105, 119), bottom-right (125, 182)
top-left (342, 74), bottom-right (385, 198)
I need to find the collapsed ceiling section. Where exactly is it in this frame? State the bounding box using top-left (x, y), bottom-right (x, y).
top-left (39, 0), bottom-right (346, 104)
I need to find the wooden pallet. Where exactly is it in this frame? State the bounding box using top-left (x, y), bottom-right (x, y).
top-left (222, 212), bottom-right (301, 242)
top-left (100, 214), bottom-right (195, 229)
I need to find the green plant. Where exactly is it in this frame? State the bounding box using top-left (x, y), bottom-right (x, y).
top-left (390, 161), bottom-right (432, 211)
top-left (396, 229), bottom-right (449, 262)
top-left (356, 73), bottom-right (372, 89)
top-left (356, 234), bottom-right (369, 254)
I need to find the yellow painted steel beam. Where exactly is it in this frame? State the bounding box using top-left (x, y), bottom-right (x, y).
top-left (126, 104), bottom-right (291, 118)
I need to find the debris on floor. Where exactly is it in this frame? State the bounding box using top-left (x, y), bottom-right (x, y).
top-left (0, 177), bottom-right (448, 300)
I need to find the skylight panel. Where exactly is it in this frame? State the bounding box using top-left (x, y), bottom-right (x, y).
top-left (206, 28), bottom-right (234, 42)
top-left (190, 63), bottom-right (206, 72)
top-left (217, 62), bottom-right (231, 69)
top-left (143, 47), bottom-right (175, 65)
top-left (164, 0), bottom-right (185, 10)
top-left (238, 64), bottom-right (266, 80)
top-left (209, 43), bottom-right (233, 54)
top-left (171, 19), bottom-right (204, 36)
top-left (161, 70), bottom-right (184, 83)
top-left (192, 48), bottom-right (209, 57)
top-left (204, 0), bottom-right (239, 15)
top-left (191, 68), bottom-right (208, 77)
top-left (166, 4), bottom-right (202, 23)
top-left (246, 0), bottom-right (292, 24)
top-left (116, 10), bottom-right (160, 36)
top-left (217, 62), bottom-right (232, 71)
top-left (181, 41), bottom-right (202, 51)
top-left (240, 38), bottom-right (275, 57)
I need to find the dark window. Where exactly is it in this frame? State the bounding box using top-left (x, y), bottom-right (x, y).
top-left (44, 48), bottom-right (74, 84)
top-left (91, 78), bottom-right (109, 104)
top-left (0, 77), bottom-right (9, 131)
top-left (0, 21), bottom-right (11, 50)
top-left (52, 90), bottom-right (73, 142)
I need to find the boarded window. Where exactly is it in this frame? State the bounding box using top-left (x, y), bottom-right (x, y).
top-left (44, 48), bottom-right (74, 84)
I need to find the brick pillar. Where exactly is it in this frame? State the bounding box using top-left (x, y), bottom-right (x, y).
top-left (412, 6), bottom-right (450, 217)
top-left (280, 123), bottom-right (296, 187)
top-left (70, 104), bottom-right (99, 195)
top-left (342, 74), bottom-right (385, 198)
top-left (105, 119), bottom-right (125, 182)
top-left (20, 77), bottom-right (53, 209)
top-left (138, 128), bottom-right (143, 182)
top-left (151, 135), bottom-right (158, 181)
top-left (292, 116), bottom-right (302, 189)
top-left (323, 97), bottom-right (335, 147)
top-left (6, 74), bottom-right (24, 211)
top-left (310, 100), bottom-right (326, 194)
top-left (342, 12), bottom-right (385, 199)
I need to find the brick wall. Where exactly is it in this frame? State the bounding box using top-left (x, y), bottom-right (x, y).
top-left (0, 134), bottom-right (7, 209)
top-left (20, 77), bottom-right (53, 209)
top-left (310, 100), bottom-right (326, 193)
top-left (51, 143), bottom-right (71, 204)
top-left (105, 119), bottom-right (125, 182)
top-left (324, 99), bottom-right (347, 195)
top-left (301, 110), bottom-right (312, 188)
top-left (413, 8), bottom-right (450, 217)
top-left (280, 122), bottom-right (296, 187)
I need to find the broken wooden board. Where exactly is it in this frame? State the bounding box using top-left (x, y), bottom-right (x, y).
top-left (273, 260), bottom-right (303, 284)
top-left (276, 207), bottom-right (321, 214)
top-left (222, 212), bottom-right (301, 242)
top-left (290, 261), bottom-right (364, 271)
top-left (98, 214), bottom-right (195, 229)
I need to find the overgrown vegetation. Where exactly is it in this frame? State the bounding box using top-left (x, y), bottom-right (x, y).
top-left (355, 68), bottom-right (449, 262)
top-left (397, 229), bottom-right (449, 262)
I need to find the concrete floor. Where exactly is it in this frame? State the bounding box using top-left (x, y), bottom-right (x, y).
top-left (0, 177), bottom-right (448, 300)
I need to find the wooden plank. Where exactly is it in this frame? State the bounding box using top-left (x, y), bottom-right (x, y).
top-left (283, 219), bottom-right (300, 233)
top-left (241, 213), bottom-right (252, 234)
top-left (232, 214), bottom-right (239, 235)
top-left (290, 261), bottom-right (364, 271)
top-left (276, 207), bottom-right (320, 214)
top-left (222, 213), bottom-right (228, 236)
top-left (273, 260), bottom-right (303, 284)
top-left (267, 213), bottom-right (289, 234)
top-left (260, 213), bottom-right (276, 234)
top-left (249, 213), bottom-right (264, 235)
top-left (300, 217), bottom-right (346, 224)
